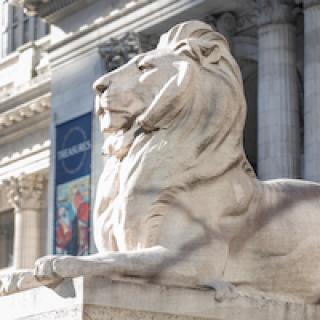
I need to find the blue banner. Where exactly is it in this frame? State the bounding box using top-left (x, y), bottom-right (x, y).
top-left (54, 113), bottom-right (92, 255)
top-left (56, 113), bottom-right (92, 185)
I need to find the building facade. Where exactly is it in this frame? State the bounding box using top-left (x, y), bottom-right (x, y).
top-left (0, 0), bottom-right (318, 272)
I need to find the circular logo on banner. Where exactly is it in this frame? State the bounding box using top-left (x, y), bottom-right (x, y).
top-left (58, 126), bottom-right (90, 175)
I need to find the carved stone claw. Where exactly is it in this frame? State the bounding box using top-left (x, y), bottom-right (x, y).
top-left (0, 270), bottom-right (38, 296)
top-left (34, 255), bottom-right (64, 284)
top-left (201, 279), bottom-right (238, 302)
top-left (0, 273), bottom-right (20, 295)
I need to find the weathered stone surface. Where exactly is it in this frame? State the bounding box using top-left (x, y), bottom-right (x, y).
top-left (258, 0), bottom-right (296, 26)
top-left (303, 2), bottom-right (320, 181)
top-left (1, 277), bottom-right (320, 320)
top-left (258, 13), bottom-right (300, 179)
top-left (99, 32), bottom-right (158, 72)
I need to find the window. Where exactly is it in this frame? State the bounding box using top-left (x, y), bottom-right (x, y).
top-left (1, 1), bottom-right (49, 57)
top-left (0, 210), bottom-right (14, 269)
top-left (1, 0), bottom-right (9, 57)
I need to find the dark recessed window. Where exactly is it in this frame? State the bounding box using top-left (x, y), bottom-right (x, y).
top-left (0, 210), bottom-right (14, 269)
top-left (1, 1), bottom-right (49, 57)
top-left (23, 18), bottom-right (29, 43)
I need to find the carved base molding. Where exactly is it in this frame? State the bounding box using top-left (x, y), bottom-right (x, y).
top-left (18, 306), bottom-right (82, 320)
top-left (0, 276), bottom-right (320, 320)
top-left (83, 305), bottom-right (200, 320)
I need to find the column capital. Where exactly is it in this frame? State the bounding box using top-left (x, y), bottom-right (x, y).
top-left (258, 0), bottom-right (296, 26)
top-left (205, 13), bottom-right (237, 42)
top-left (3, 173), bottom-right (46, 211)
top-left (98, 32), bottom-right (158, 72)
top-left (302, 0), bottom-right (320, 9)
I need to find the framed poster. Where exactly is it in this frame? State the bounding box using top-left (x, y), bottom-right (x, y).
top-left (54, 113), bottom-right (92, 255)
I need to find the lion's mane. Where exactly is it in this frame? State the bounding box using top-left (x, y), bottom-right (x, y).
top-left (153, 21), bottom-right (255, 183)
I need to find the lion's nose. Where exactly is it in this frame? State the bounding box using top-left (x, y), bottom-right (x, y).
top-left (93, 79), bottom-right (111, 94)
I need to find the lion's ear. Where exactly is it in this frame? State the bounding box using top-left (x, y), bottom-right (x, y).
top-left (201, 42), bottom-right (221, 64)
top-left (137, 61), bottom-right (193, 131)
top-left (190, 39), bottom-right (222, 66)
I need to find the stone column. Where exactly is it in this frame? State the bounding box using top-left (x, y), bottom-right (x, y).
top-left (4, 173), bottom-right (46, 269)
top-left (257, 0), bottom-right (300, 179)
top-left (303, 0), bottom-right (320, 181)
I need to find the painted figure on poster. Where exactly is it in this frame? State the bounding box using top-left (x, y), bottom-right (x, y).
top-left (55, 176), bottom-right (90, 255)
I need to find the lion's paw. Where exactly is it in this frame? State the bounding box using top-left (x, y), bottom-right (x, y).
top-left (0, 271), bottom-right (34, 295)
top-left (201, 279), bottom-right (238, 302)
top-left (34, 255), bottom-right (65, 284)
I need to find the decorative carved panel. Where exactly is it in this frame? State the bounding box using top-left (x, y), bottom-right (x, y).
top-left (3, 173), bottom-right (46, 210)
top-left (99, 32), bottom-right (158, 72)
top-left (83, 305), bottom-right (204, 320)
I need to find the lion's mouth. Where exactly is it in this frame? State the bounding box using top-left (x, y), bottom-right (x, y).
top-left (99, 107), bottom-right (142, 132)
top-left (97, 95), bottom-right (128, 113)
top-left (105, 108), bottom-right (133, 116)
top-left (97, 96), bottom-right (147, 133)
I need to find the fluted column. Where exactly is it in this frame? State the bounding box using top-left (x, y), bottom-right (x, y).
top-left (4, 174), bottom-right (46, 269)
top-left (303, 0), bottom-right (320, 181)
top-left (258, 1), bottom-right (300, 179)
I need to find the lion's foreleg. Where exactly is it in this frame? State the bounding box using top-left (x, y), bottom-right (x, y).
top-left (34, 246), bottom-right (176, 282)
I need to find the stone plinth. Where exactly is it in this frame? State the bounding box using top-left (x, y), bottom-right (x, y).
top-left (0, 277), bottom-right (319, 320)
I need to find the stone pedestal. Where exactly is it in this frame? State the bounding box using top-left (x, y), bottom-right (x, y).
top-left (0, 277), bottom-right (319, 320)
top-left (303, 0), bottom-right (320, 181)
top-left (257, 1), bottom-right (300, 179)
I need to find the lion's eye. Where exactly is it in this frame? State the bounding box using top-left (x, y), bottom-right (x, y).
top-left (137, 63), bottom-right (154, 72)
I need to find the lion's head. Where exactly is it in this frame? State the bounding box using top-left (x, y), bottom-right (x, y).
top-left (93, 20), bottom-right (254, 177)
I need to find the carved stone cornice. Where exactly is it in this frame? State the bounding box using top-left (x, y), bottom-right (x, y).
top-left (9, 0), bottom-right (82, 18)
top-left (258, 0), bottom-right (296, 26)
top-left (99, 32), bottom-right (158, 72)
top-left (0, 94), bottom-right (50, 132)
top-left (3, 173), bottom-right (46, 210)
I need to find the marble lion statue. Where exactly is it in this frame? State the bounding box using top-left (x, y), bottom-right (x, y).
top-left (2, 21), bottom-right (320, 304)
